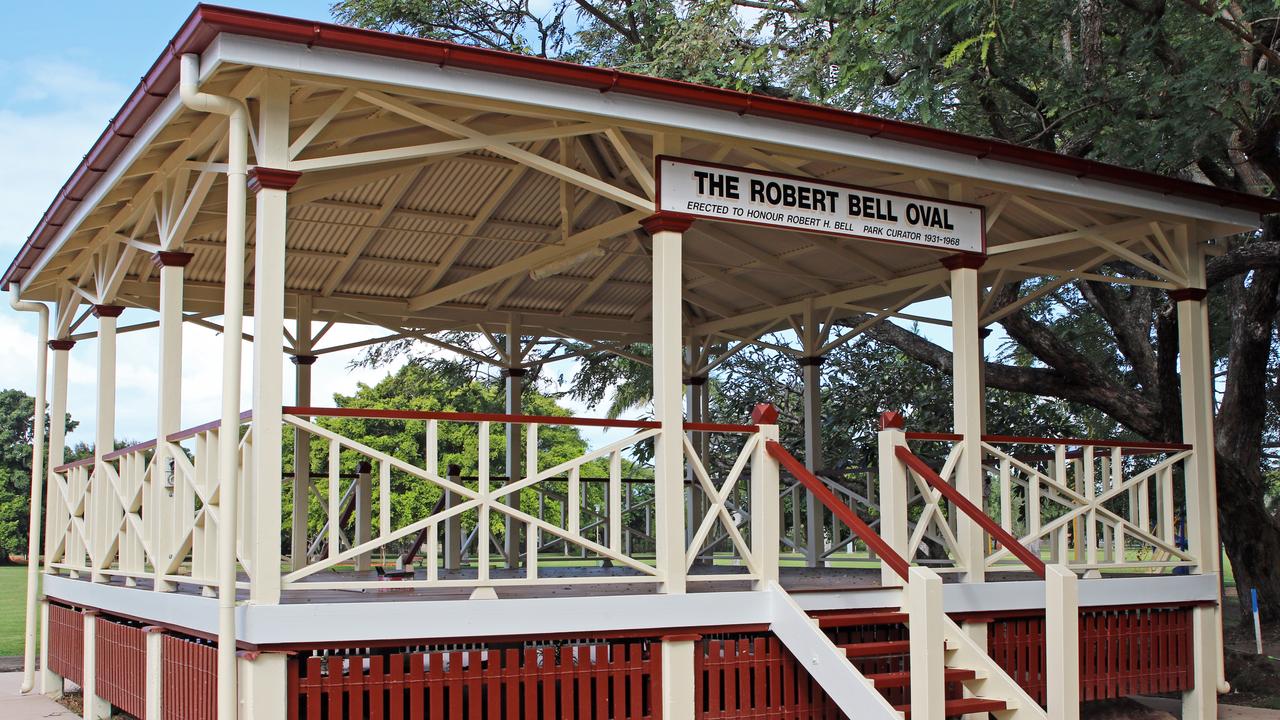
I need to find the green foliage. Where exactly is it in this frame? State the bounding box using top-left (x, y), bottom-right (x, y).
top-left (0, 389), bottom-right (76, 561)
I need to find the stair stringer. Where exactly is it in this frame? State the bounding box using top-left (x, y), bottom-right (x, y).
top-left (940, 615), bottom-right (1047, 720)
top-left (767, 583), bottom-right (901, 720)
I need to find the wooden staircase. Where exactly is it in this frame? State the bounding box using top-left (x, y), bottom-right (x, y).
top-left (814, 609), bottom-right (1011, 719)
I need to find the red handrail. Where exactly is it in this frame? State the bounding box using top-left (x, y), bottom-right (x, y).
top-left (894, 445), bottom-right (1047, 579)
top-left (765, 440), bottom-right (911, 582)
top-left (981, 434), bottom-right (1191, 452)
top-left (284, 406), bottom-right (760, 433)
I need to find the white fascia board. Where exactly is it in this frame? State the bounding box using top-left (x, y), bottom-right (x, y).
top-left (44, 574), bottom-right (222, 635)
top-left (21, 92), bottom-right (184, 293)
top-left (940, 572), bottom-right (1219, 614)
top-left (239, 590), bottom-right (771, 645)
top-left (205, 34), bottom-right (1260, 231)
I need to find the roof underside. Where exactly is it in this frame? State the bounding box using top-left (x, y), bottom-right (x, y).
top-left (10, 6), bottom-right (1270, 343)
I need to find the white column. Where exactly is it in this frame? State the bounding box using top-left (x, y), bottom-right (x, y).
top-left (42, 339), bottom-right (72, 695)
top-left (751, 407), bottom-right (781, 589)
top-left (660, 633), bottom-right (698, 720)
top-left (907, 567), bottom-right (945, 720)
top-left (1046, 565), bottom-right (1080, 720)
top-left (643, 214), bottom-right (690, 595)
top-left (154, 252), bottom-right (191, 592)
top-left (144, 627), bottom-right (164, 720)
top-left (247, 73), bottom-right (295, 605)
top-left (290, 295), bottom-right (314, 572)
top-left (353, 461), bottom-right (373, 572)
top-left (237, 652), bottom-right (288, 720)
top-left (877, 412), bottom-right (909, 587)
top-left (81, 612), bottom-right (110, 720)
top-left (800, 354), bottom-right (825, 567)
top-left (944, 255), bottom-right (986, 583)
top-left (91, 305), bottom-right (122, 584)
top-left (1173, 230), bottom-right (1227, 717)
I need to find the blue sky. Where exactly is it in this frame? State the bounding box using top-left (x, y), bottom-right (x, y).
top-left (0, 2), bottom-right (968, 449)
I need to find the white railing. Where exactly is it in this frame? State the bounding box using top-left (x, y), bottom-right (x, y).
top-left (981, 436), bottom-right (1196, 572)
top-left (277, 408), bottom-right (776, 592)
top-left (45, 413), bottom-right (255, 591)
top-left (883, 428), bottom-right (1197, 575)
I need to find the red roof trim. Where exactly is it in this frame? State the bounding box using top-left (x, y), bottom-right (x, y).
top-left (5, 3), bottom-right (1277, 287)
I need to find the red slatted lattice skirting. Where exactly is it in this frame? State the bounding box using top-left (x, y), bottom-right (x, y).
top-left (162, 634), bottom-right (218, 720)
top-left (696, 634), bottom-right (840, 719)
top-left (94, 616), bottom-right (148, 718)
top-left (287, 638), bottom-right (659, 719)
top-left (46, 602), bottom-right (83, 685)
top-left (986, 606), bottom-right (1195, 705)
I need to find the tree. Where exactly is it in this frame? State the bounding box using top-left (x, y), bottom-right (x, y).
top-left (0, 388), bottom-right (76, 563)
top-left (331, 0), bottom-right (1280, 619)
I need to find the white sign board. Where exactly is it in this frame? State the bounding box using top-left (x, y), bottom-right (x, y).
top-left (657, 157), bottom-right (986, 254)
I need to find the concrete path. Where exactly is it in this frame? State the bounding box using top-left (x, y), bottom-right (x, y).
top-left (0, 672), bottom-right (77, 718)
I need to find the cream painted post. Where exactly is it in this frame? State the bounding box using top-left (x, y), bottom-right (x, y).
top-left (237, 653), bottom-right (288, 720)
top-left (1172, 229), bottom-right (1227, 718)
top-left (751, 405), bottom-right (781, 589)
top-left (81, 612), bottom-right (110, 720)
top-left (354, 461), bottom-right (373, 572)
top-left (39, 601), bottom-right (61, 698)
top-left (43, 338), bottom-right (72, 696)
top-left (877, 412), bottom-right (909, 587)
top-left (642, 213), bottom-right (690, 596)
top-left (443, 464), bottom-right (462, 571)
top-left (661, 633), bottom-right (699, 720)
top-left (154, 252), bottom-right (191, 592)
top-left (1046, 564), bottom-right (1080, 720)
top-left (944, 255), bottom-right (987, 583)
top-left (247, 73), bottom-right (296, 606)
top-left (91, 305), bottom-right (123, 584)
top-left (907, 567), bottom-right (945, 720)
top-left (144, 627), bottom-right (164, 720)
top-left (290, 294), bottom-right (315, 572)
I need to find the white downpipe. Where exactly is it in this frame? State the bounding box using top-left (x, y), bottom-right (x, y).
top-left (9, 284), bottom-right (48, 694)
top-left (180, 52), bottom-right (248, 720)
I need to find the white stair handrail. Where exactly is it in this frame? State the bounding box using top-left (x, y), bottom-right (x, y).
top-left (767, 583), bottom-right (900, 720)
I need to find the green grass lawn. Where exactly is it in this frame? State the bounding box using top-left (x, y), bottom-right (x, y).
top-left (0, 564), bottom-right (35, 656)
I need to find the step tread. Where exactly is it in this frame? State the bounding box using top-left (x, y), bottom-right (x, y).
top-left (893, 697), bottom-right (1008, 718)
top-left (838, 639), bottom-right (910, 658)
top-left (866, 667), bottom-right (977, 688)
top-left (814, 610), bottom-right (909, 628)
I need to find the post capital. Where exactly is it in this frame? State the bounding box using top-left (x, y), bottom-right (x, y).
top-left (1168, 287), bottom-right (1208, 303)
top-left (797, 355), bottom-right (826, 367)
top-left (640, 212), bottom-right (695, 235)
top-left (940, 253), bottom-right (986, 271)
top-left (683, 375), bottom-right (707, 386)
top-left (151, 251), bottom-right (194, 268)
top-left (750, 402), bottom-right (779, 425)
top-left (247, 167), bottom-right (303, 194)
top-left (502, 367), bottom-right (528, 378)
top-left (978, 327), bottom-right (993, 339)
top-left (48, 339), bottom-right (76, 351)
top-left (290, 354), bottom-right (318, 366)
top-left (91, 304), bottom-right (124, 319)
top-left (879, 410), bottom-right (906, 430)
